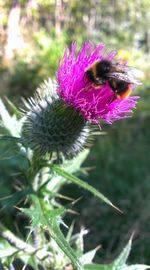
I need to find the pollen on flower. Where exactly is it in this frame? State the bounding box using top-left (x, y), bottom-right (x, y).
top-left (57, 42), bottom-right (140, 125)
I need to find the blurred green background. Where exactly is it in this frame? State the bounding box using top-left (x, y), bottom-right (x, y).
top-left (0, 0), bottom-right (150, 265)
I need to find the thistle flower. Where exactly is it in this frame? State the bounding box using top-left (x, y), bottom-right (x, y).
top-left (22, 42), bottom-right (140, 160)
top-left (57, 42), bottom-right (139, 124)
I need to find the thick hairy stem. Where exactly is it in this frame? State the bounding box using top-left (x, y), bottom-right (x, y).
top-left (0, 224), bottom-right (49, 261)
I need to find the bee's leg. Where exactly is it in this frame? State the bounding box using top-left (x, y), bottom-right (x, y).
top-left (83, 84), bottom-right (93, 91)
top-left (84, 83), bottom-right (105, 91)
top-left (94, 81), bottom-right (104, 88)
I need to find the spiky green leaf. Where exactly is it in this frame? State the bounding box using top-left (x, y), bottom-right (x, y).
top-left (21, 195), bottom-right (83, 270)
top-left (112, 236), bottom-right (133, 268)
top-left (21, 194), bottom-right (65, 227)
top-left (80, 246), bottom-right (100, 265)
top-left (43, 149), bottom-right (89, 194)
top-left (51, 164), bottom-right (121, 212)
top-left (84, 236), bottom-right (150, 270)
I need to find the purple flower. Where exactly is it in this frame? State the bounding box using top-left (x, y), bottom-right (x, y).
top-left (57, 42), bottom-right (139, 125)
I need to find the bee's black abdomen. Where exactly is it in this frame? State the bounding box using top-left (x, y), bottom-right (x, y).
top-left (85, 69), bottom-right (95, 82)
top-left (116, 81), bottom-right (128, 94)
top-left (109, 79), bottom-right (129, 94)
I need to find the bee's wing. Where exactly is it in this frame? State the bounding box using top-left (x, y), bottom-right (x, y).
top-left (107, 72), bottom-right (142, 85)
top-left (112, 63), bottom-right (144, 79)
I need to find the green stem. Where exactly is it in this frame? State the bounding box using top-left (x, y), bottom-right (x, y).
top-left (0, 223), bottom-right (49, 260)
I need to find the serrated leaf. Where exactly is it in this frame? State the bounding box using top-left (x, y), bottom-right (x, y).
top-left (21, 195), bottom-right (83, 270)
top-left (64, 149), bottom-right (90, 174)
top-left (51, 164), bottom-right (121, 212)
top-left (50, 219), bottom-right (83, 270)
top-left (84, 236), bottom-right (150, 270)
top-left (80, 246), bottom-right (100, 264)
top-left (46, 149), bottom-right (90, 193)
top-left (112, 236), bottom-right (133, 268)
top-left (21, 194), bottom-right (65, 227)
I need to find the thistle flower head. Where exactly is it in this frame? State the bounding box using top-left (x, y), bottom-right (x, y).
top-left (57, 42), bottom-right (139, 124)
top-left (22, 42), bottom-right (141, 160)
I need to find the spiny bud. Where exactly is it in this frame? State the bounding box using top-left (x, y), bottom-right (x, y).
top-left (22, 79), bottom-right (92, 160)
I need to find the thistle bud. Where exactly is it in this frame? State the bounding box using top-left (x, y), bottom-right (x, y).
top-left (22, 79), bottom-right (91, 159)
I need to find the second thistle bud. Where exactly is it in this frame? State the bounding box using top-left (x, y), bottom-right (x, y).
top-left (22, 80), bottom-right (91, 160)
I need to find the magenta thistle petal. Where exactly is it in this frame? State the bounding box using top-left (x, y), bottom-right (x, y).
top-left (57, 42), bottom-right (139, 124)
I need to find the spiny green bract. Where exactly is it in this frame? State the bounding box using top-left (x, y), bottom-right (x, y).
top-left (22, 79), bottom-right (92, 160)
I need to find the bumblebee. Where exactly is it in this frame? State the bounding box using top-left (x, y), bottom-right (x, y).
top-left (85, 59), bottom-right (142, 98)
